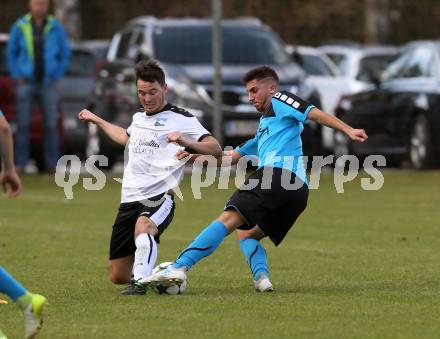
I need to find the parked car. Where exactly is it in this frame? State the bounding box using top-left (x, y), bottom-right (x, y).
top-left (59, 40), bottom-right (109, 157)
top-left (334, 40), bottom-right (440, 169)
top-left (92, 16), bottom-right (322, 164)
top-left (318, 44), bottom-right (398, 89)
top-left (287, 45), bottom-right (353, 152)
top-left (0, 33), bottom-right (63, 172)
top-left (317, 44), bottom-right (398, 151)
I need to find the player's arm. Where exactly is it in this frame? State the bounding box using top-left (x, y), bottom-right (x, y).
top-left (78, 109), bottom-right (128, 146)
top-left (176, 149), bottom-right (241, 164)
top-left (308, 107), bottom-right (368, 143)
top-left (220, 149), bottom-right (242, 166)
top-left (274, 91), bottom-right (367, 142)
top-left (0, 115), bottom-right (15, 171)
top-left (167, 133), bottom-right (222, 159)
top-left (0, 114), bottom-right (22, 197)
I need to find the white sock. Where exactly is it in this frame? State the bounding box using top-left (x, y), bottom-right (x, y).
top-left (133, 233), bottom-right (158, 281)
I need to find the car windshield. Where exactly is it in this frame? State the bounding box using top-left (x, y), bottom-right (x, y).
top-left (153, 26), bottom-right (289, 65)
top-left (325, 53), bottom-right (349, 75)
top-left (356, 54), bottom-right (396, 82)
top-left (301, 54), bottom-right (335, 76)
top-left (382, 46), bottom-right (436, 80)
top-left (66, 50), bottom-right (96, 76)
top-left (0, 43), bottom-right (8, 75)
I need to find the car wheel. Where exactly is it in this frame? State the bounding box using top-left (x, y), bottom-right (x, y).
top-left (409, 114), bottom-right (435, 169)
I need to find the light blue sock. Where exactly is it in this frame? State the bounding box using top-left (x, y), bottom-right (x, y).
top-left (173, 220), bottom-right (228, 271)
top-left (0, 267), bottom-right (27, 301)
top-left (239, 239), bottom-right (269, 281)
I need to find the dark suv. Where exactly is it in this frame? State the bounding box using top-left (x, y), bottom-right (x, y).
top-left (92, 17), bottom-right (321, 163)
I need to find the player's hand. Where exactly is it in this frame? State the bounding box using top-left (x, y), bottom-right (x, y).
top-left (167, 132), bottom-right (192, 148)
top-left (176, 149), bottom-right (191, 160)
top-left (0, 169), bottom-right (22, 198)
top-left (78, 109), bottom-right (98, 123)
top-left (348, 128), bottom-right (368, 143)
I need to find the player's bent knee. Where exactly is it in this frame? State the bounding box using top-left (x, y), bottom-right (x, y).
top-left (109, 271), bottom-right (130, 284)
top-left (134, 217), bottom-right (158, 238)
top-left (108, 258), bottom-right (133, 284)
top-left (236, 230), bottom-right (248, 240)
top-left (236, 226), bottom-right (265, 241)
top-left (217, 210), bottom-right (245, 232)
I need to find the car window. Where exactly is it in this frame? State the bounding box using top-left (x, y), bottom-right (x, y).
top-left (403, 47), bottom-right (436, 77)
top-left (0, 43), bottom-right (8, 75)
top-left (383, 47), bottom-right (435, 80)
top-left (153, 26), bottom-right (289, 65)
top-left (66, 50), bottom-right (95, 76)
top-left (115, 31), bottom-right (134, 59)
top-left (93, 46), bottom-right (108, 61)
top-left (126, 30), bottom-right (144, 60)
top-left (356, 54), bottom-right (396, 82)
top-left (300, 54), bottom-right (335, 76)
top-left (324, 53), bottom-right (349, 76)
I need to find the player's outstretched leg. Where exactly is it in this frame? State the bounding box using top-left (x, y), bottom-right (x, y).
top-left (239, 239), bottom-right (273, 292)
top-left (0, 267), bottom-right (47, 338)
top-left (144, 220), bottom-right (229, 285)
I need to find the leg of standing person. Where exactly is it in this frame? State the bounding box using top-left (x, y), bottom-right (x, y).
top-left (15, 82), bottom-right (35, 169)
top-left (40, 82), bottom-right (60, 172)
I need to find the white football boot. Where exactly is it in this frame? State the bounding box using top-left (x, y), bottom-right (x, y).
top-left (254, 274), bottom-right (274, 292)
top-left (143, 264), bottom-right (186, 287)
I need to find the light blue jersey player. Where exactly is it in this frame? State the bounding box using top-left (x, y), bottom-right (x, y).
top-left (146, 66), bottom-right (368, 292)
top-left (236, 89), bottom-right (316, 185)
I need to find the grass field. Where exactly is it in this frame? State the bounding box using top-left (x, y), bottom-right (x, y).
top-left (1, 170), bottom-right (440, 338)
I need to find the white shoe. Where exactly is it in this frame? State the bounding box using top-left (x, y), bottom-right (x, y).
top-left (142, 265), bottom-right (186, 287)
top-left (254, 275), bottom-right (274, 292)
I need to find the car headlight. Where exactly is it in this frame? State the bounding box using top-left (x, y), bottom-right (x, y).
top-left (167, 77), bottom-right (203, 102)
top-left (339, 98), bottom-right (352, 111)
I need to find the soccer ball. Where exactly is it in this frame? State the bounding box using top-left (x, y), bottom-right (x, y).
top-left (151, 262), bottom-right (187, 295)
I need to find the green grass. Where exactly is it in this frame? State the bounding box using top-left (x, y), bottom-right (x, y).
top-left (1, 170), bottom-right (440, 338)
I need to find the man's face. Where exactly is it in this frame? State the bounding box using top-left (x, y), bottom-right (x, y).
top-left (29, 0), bottom-right (49, 18)
top-left (137, 79), bottom-right (168, 114)
top-left (245, 78), bottom-right (277, 112)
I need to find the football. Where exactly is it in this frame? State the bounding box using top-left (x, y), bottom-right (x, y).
top-left (151, 262), bottom-right (187, 295)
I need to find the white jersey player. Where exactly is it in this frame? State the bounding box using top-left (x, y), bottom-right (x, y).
top-left (78, 59), bottom-right (222, 295)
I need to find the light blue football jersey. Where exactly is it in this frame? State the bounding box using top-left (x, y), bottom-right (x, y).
top-left (236, 91), bottom-right (314, 185)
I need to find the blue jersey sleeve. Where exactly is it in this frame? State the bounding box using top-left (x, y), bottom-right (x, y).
top-left (0, 110), bottom-right (3, 117)
top-left (271, 91), bottom-right (314, 122)
top-left (236, 135), bottom-right (258, 156)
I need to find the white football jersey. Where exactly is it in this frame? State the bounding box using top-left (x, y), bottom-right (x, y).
top-left (121, 104), bottom-right (210, 203)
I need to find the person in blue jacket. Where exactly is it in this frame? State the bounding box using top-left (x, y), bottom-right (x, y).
top-left (7, 0), bottom-right (70, 172)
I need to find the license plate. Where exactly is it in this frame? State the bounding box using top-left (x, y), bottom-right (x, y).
top-left (224, 120), bottom-right (258, 137)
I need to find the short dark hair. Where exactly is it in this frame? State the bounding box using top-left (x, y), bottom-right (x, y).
top-left (241, 66), bottom-right (279, 84)
top-left (135, 59), bottom-right (166, 86)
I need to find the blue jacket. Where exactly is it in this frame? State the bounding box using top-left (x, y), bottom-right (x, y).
top-left (7, 13), bottom-right (71, 84)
